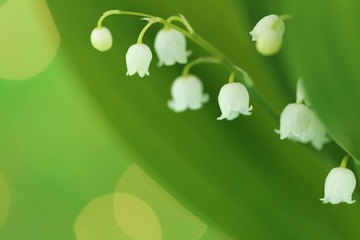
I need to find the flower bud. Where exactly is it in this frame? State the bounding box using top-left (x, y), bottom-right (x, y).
top-left (250, 15), bottom-right (285, 56)
top-left (90, 27), bottom-right (113, 52)
top-left (217, 83), bottom-right (252, 120)
top-left (168, 74), bottom-right (209, 112)
top-left (126, 43), bottom-right (152, 77)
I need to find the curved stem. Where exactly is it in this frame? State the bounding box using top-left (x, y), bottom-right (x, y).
top-left (229, 72), bottom-right (236, 83)
top-left (340, 155), bottom-right (350, 168)
top-left (166, 15), bottom-right (195, 33)
top-left (137, 18), bottom-right (160, 44)
top-left (97, 10), bottom-right (155, 28)
top-left (182, 56), bottom-right (221, 76)
top-left (272, 14), bottom-right (293, 30)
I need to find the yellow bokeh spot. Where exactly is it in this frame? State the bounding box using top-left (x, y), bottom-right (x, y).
top-left (0, 0), bottom-right (60, 80)
top-left (75, 193), bottom-right (162, 240)
top-left (116, 164), bottom-right (208, 240)
top-left (0, 174), bottom-right (10, 226)
top-left (113, 193), bottom-right (162, 240)
top-left (75, 194), bottom-right (131, 240)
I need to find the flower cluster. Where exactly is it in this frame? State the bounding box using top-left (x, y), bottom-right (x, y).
top-left (277, 79), bottom-right (330, 150)
top-left (91, 15), bottom-right (253, 120)
top-left (91, 11), bottom-right (357, 205)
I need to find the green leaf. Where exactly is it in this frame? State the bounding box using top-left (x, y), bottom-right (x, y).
top-left (295, 0), bottom-right (360, 160)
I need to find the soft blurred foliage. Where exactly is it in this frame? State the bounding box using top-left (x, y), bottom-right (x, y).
top-left (0, 0), bottom-right (359, 239)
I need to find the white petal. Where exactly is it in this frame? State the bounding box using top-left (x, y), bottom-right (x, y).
top-left (90, 27), bottom-right (113, 52)
top-left (167, 99), bottom-right (187, 112)
top-left (256, 29), bottom-right (283, 56)
top-left (168, 74), bottom-right (208, 112)
top-left (291, 104), bottom-right (312, 136)
top-left (279, 103), bottom-right (311, 140)
top-left (217, 84), bottom-right (234, 120)
top-left (279, 104), bottom-right (293, 140)
top-left (154, 28), bottom-right (188, 66)
top-left (226, 111), bottom-right (240, 120)
top-left (125, 43), bottom-right (152, 77)
top-left (307, 113), bottom-right (330, 150)
top-left (249, 15), bottom-right (284, 41)
top-left (217, 83), bottom-right (251, 120)
top-left (322, 167), bottom-right (356, 204)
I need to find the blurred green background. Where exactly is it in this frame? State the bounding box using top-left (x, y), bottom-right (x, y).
top-left (1, 0), bottom-right (360, 239)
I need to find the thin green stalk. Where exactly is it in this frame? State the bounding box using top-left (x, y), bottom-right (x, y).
top-left (137, 19), bottom-right (160, 44)
top-left (229, 72), bottom-right (235, 83)
top-left (166, 15), bottom-right (195, 33)
top-left (97, 10), bottom-right (155, 28)
top-left (340, 155), bottom-right (350, 168)
top-left (272, 14), bottom-right (292, 29)
top-left (182, 57), bottom-right (221, 76)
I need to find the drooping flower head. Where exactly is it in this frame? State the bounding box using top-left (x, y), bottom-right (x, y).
top-left (278, 103), bottom-right (312, 140)
top-left (90, 27), bottom-right (113, 52)
top-left (168, 74), bottom-right (209, 112)
top-left (289, 78), bottom-right (330, 149)
top-left (289, 111), bottom-right (330, 150)
top-left (154, 28), bottom-right (189, 66)
top-left (217, 82), bottom-right (252, 120)
top-left (126, 43), bottom-right (152, 77)
top-left (250, 15), bottom-right (285, 56)
top-left (321, 167), bottom-right (356, 204)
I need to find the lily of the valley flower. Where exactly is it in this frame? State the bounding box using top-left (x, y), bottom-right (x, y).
top-left (289, 78), bottom-right (330, 149)
top-left (217, 82), bottom-right (252, 120)
top-left (154, 28), bottom-right (189, 66)
top-left (289, 112), bottom-right (330, 150)
top-left (321, 166), bottom-right (356, 204)
top-left (168, 74), bottom-right (209, 112)
top-left (126, 43), bottom-right (152, 77)
top-left (90, 27), bottom-right (113, 52)
top-left (278, 103), bottom-right (312, 140)
top-left (250, 15), bottom-right (285, 56)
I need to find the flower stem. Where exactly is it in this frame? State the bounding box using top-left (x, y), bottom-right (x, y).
top-left (166, 14), bottom-right (195, 33)
top-left (97, 10), bottom-right (155, 28)
top-left (182, 56), bottom-right (221, 76)
top-left (272, 14), bottom-right (292, 30)
top-left (137, 18), bottom-right (160, 44)
top-left (229, 72), bottom-right (235, 83)
top-left (340, 155), bottom-right (350, 168)
top-left (96, 10), bottom-right (280, 119)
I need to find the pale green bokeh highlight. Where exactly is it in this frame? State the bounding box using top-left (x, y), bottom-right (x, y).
top-left (75, 194), bottom-right (132, 240)
top-left (115, 164), bottom-right (207, 239)
top-left (113, 193), bottom-right (162, 240)
top-left (0, 0), bottom-right (60, 80)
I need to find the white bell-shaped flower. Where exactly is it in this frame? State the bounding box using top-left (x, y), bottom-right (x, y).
top-left (278, 103), bottom-right (312, 140)
top-left (154, 28), bottom-right (189, 66)
top-left (249, 15), bottom-right (285, 56)
top-left (168, 74), bottom-right (209, 112)
top-left (289, 112), bottom-right (330, 150)
top-left (320, 167), bottom-right (356, 204)
top-left (126, 43), bottom-right (152, 77)
top-left (217, 82), bottom-right (252, 120)
top-left (90, 27), bottom-right (113, 52)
